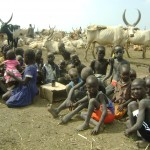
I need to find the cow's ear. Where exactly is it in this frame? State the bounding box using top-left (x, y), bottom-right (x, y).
top-left (134, 27), bottom-right (140, 30)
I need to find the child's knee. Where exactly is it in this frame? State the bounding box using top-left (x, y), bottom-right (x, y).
top-left (89, 98), bottom-right (97, 105)
top-left (66, 85), bottom-right (71, 94)
top-left (2, 92), bottom-right (11, 101)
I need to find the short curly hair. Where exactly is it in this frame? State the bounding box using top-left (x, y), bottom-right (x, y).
top-left (25, 49), bottom-right (35, 62)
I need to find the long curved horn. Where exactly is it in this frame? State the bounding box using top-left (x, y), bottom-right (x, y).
top-left (48, 25), bottom-right (55, 34)
top-left (0, 18), bottom-right (4, 24)
top-left (6, 13), bottom-right (13, 24)
top-left (122, 9), bottom-right (131, 26)
top-left (47, 29), bottom-right (54, 40)
top-left (133, 9), bottom-right (141, 27)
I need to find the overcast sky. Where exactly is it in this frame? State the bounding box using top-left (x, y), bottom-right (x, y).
top-left (0, 0), bottom-right (150, 31)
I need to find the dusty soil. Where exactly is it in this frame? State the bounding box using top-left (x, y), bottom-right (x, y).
top-left (0, 46), bottom-right (150, 150)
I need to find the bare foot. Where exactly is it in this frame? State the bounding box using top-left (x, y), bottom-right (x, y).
top-left (76, 123), bottom-right (90, 131)
top-left (58, 117), bottom-right (68, 124)
top-left (47, 104), bottom-right (58, 118)
top-left (136, 140), bottom-right (150, 148)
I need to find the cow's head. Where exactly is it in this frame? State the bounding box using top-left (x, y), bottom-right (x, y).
top-left (122, 9), bottom-right (141, 37)
top-left (0, 14), bottom-right (13, 33)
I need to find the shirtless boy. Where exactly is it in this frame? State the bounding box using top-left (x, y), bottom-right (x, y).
top-left (71, 54), bottom-right (86, 76)
top-left (103, 45), bottom-right (130, 96)
top-left (59, 65), bottom-right (107, 124)
top-left (76, 75), bottom-right (111, 135)
top-left (90, 46), bottom-right (109, 76)
top-left (125, 78), bottom-right (150, 148)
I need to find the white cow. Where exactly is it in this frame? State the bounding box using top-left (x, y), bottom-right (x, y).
top-left (44, 40), bottom-right (76, 54)
top-left (44, 33), bottom-right (76, 53)
top-left (13, 28), bottom-right (28, 39)
top-left (122, 9), bottom-right (141, 37)
top-left (63, 38), bottom-right (86, 49)
top-left (85, 25), bottom-right (128, 60)
top-left (129, 30), bottom-right (150, 58)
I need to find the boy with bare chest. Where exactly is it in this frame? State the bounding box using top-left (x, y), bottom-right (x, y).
top-left (90, 46), bottom-right (109, 76)
top-left (125, 78), bottom-right (150, 148)
top-left (103, 45), bottom-right (130, 96)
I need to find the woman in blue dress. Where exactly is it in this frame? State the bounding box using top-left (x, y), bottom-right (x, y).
top-left (3, 49), bottom-right (38, 107)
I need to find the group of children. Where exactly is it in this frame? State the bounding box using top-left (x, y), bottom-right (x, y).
top-left (0, 43), bottom-right (149, 148)
top-left (48, 45), bottom-right (150, 148)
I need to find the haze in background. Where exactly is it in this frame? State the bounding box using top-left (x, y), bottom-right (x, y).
top-left (0, 0), bottom-right (150, 31)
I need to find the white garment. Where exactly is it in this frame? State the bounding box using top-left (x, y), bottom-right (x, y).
top-left (43, 63), bottom-right (56, 82)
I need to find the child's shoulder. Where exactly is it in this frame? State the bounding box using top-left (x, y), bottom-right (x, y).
top-left (139, 98), bottom-right (150, 105)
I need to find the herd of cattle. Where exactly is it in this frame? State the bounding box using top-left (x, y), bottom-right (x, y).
top-left (0, 9), bottom-right (150, 60)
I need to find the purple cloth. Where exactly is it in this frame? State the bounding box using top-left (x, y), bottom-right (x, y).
top-left (6, 64), bottom-right (38, 107)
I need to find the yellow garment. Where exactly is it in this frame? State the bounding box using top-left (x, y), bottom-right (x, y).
top-left (114, 103), bottom-right (127, 120)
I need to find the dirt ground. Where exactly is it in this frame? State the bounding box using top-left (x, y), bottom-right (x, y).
top-left (0, 46), bottom-right (150, 150)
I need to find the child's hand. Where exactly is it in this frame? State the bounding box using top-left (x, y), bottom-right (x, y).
top-left (124, 129), bottom-right (131, 137)
top-left (66, 100), bottom-right (74, 111)
top-left (68, 102), bottom-right (79, 111)
top-left (6, 71), bottom-right (14, 77)
top-left (118, 104), bottom-right (124, 112)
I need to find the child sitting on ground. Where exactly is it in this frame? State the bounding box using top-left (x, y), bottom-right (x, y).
top-left (1, 50), bottom-right (22, 89)
top-left (35, 49), bottom-right (43, 84)
top-left (58, 42), bottom-right (72, 65)
top-left (71, 54), bottom-right (86, 76)
top-left (2, 49), bottom-right (38, 107)
top-left (42, 52), bottom-right (60, 84)
top-left (56, 67), bottom-right (106, 124)
top-left (58, 60), bottom-right (70, 85)
top-left (112, 64), bottom-right (131, 119)
top-left (76, 75), bottom-right (114, 135)
top-left (65, 68), bottom-right (83, 95)
top-left (125, 78), bottom-right (150, 148)
top-left (48, 67), bottom-right (93, 120)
